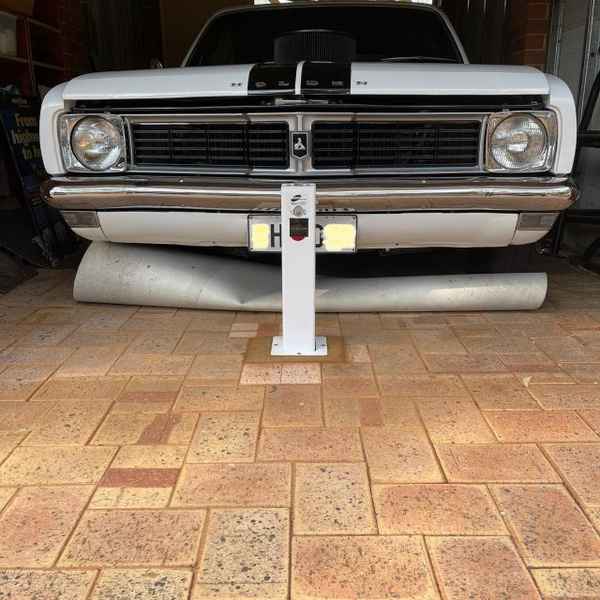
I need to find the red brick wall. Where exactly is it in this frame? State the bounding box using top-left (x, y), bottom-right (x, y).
top-left (505, 0), bottom-right (553, 69)
top-left (440, 0), bottom-right (553, 68)
top-left (57, 0), bottom-right (85, 77)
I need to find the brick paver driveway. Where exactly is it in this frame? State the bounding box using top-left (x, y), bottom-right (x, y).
top-left (0, 267), bottom-right (600, 599)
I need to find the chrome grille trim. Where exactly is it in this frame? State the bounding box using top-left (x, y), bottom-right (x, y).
top-left (124, 112), bottom-right (488, 176)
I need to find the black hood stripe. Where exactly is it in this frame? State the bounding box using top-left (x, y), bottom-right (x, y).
top-left (248, 63), bottom-right (297, 95)
top-left (301, 62), bottom-right (351, 95)
top-left (249, 62), bottom-right (352, 96)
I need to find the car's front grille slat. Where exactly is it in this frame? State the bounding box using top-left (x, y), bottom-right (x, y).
top-left (312, 121), bottom-right (481, 170)
top-left (131, 122), bottom-right (290, 170)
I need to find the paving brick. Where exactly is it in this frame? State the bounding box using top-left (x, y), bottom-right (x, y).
top-left (427, 536), bottom-right (541, 600)
top-left (520, 372), bottom-right (575, 385)
top-left (0, 346), bottom-right (72, 369)
top-left (292, 536), bottom-right (438, 600)
top-left (89, 487), bottom-right (172, 509)
top-left (462, 374), bottom-right (539, 410)
top-left (294, 463), bottom-right (376, 534)
top-left (412, 329), bottom-right (466, 354)
top-left (195, 508), bottom-right (289, 600)
top-left (0, 485), bottom-right (92, 567)
top-left (499, 408), bottom-right (600, 440)
top-left (0, 446), bottom-right (116, 485)
top-left (0, 371), bottom-right (50, 401)
top-left (362, 427), bottom-right (443, 483)
top-left (544, 444), bottom-right (600, 506)
top-left (258, 428), bottom-right (363, 462)
top-left (532, 568), bottom-right (600, 599)
top-left (129, 413), bottom-right (184, 445)
top-left (91, 414), bottom-right (157, 445)
top-left (175, 332), bottom-right (248, 355)
top-left (24, 400), bottom-right (112, 446)
top-left (110, 401), bottom-right (172, 415)
top-left (436, 444), bottom-right (560, 483)
top-left (126, 331), bottom-right (183, 354)
top-left (0, 402), bottom-right (52, 432)
top-left (324, 396), bottom-right (384, 427)
top-left (55, 345), bottom-right (127, 377)
top-left (188, 412), bottom-right (260, 463)
top-left (60, 509), bottom-right (206, 567)
top-left (533, 337), bottom-right (594, 363)
top-left (581, 409), bottom-right (600, 432)
top-left (110, 353), bottom-right (193, 377)
top-left (499, 352), bottom-right (558, 372)
top-left (322, 363), bottom-right (378, 397)
top-left (346, 344), bottom-right (371, 363)
top-left (369, 343), bottom-right (427, 374)
top-left (188, 312), bottom-right (236, 332)
top-left (173, 463), bottom-right (291, 507)
top-left (424, 353), bottom-right (507, 373)
top-left (462, 335), bottom-right (539, 355)
top-left (112, 445), bottom-right (187, 469)
top-left (161, 413), bottom-right (198, 445)
top-left (559, 363), bottom-right (600, 384)
top-left (175, 385), bottom-right (264, 412)
top-left (0, 569), bottom-right (96, 600)
top-left (0, 488), bottom-right (16, 512)
top-left (0, 433), bottom-right (24, 464)
top-left (118, 376), bottom-right (183, 404)
top-left (188, 354), bottom-right (242, 385)
top-left (281, 363), bottom-right (322, 384)
top-left (417, 397), bottom-right (495, 443)
top-left (99, 468), bottom-right (179, 488)
top-left (240, 364), bottom-right (282, 385)
top-left (374, 484), bottom-right (506, 535)
top-left (491, 484), bottom-right (600, 567)
top-left (529, 384), bottom-right (600, 409)
top-left (377, 373), bottom-right (467, 398)
top-left (90, 569), bottom-right (192, 600)
top-left (32, 376), bottom-right (127, 402)
top-left (263, 384), bottom-right (322, 427)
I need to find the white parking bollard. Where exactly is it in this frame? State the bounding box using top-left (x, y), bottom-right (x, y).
top-left (271, 183), bottom-right (328, 356)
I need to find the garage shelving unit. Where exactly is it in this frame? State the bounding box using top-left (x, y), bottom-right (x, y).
top-left (0, 3), bottom-right (65, 98)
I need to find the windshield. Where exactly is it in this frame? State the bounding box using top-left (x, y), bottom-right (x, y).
top-left (187, 6), bottom-right (463, 66)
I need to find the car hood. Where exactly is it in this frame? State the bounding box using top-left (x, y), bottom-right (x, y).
top-left (62, 63), bottom-right (550, 100)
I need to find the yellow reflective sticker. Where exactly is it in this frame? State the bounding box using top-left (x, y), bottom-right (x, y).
top-left (323, 223), bottom-right (356, 252)
top-left (251, 223), bottom-right (271, 250)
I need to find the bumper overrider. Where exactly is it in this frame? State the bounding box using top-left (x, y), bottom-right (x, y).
top-left (41, 175), bottom-right (578, 250)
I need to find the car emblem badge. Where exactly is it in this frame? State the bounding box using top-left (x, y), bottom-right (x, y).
top-left (292, 132), bottom-right (309, 160)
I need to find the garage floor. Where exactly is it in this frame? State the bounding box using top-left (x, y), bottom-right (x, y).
top-left (0, 266), bottom-right (600, 599)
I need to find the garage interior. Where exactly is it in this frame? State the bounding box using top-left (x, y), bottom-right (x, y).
top-left (1, 1), bottom-right (600, 599)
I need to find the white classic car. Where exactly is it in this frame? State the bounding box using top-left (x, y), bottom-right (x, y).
top-left (40, 1), bottom-right (578, 255)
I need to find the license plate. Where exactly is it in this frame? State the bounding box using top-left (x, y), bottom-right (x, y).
top-left (248, 215), bottom-right (357, 253)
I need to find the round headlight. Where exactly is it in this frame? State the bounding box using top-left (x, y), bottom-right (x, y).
top-left (71, 116), bottom-right (123, 171)
top-left (490, 114), bottom-right (548, 170)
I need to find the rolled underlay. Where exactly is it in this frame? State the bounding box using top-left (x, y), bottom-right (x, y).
top-left (73, 242), bottom-right (548, 312)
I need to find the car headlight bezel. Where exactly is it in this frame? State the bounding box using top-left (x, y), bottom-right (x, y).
top-left (59, 114), bottom-right (127, 173)
top-left (486, 111), bottom-right (558, 173)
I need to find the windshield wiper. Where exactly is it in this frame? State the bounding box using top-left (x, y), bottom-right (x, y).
top-left (381, 56), bottom-right (459, 63)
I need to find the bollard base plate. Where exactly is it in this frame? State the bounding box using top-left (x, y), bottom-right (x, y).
top-left (271, 336), bottom-right (328, 357)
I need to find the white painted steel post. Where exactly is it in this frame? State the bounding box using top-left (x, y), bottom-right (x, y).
top-left (271, 183), bottom-right (328, 356)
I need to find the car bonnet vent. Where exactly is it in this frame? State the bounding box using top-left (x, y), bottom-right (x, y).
top-left (274, 29), bottom-right (357, 63)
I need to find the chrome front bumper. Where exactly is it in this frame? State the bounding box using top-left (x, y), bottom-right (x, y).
top-left (42, 175), bottom-right (577, 213)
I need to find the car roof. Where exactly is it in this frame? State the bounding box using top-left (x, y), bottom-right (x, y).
top-left (211, 1), bottom-right (444, 19)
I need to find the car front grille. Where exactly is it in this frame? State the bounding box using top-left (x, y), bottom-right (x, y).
top-left (131, 122), bottom-right (290, 170)
top-left (312, 121), bottom-right (482, 170)
top-left (127, 115), bottom-right (484, 174)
